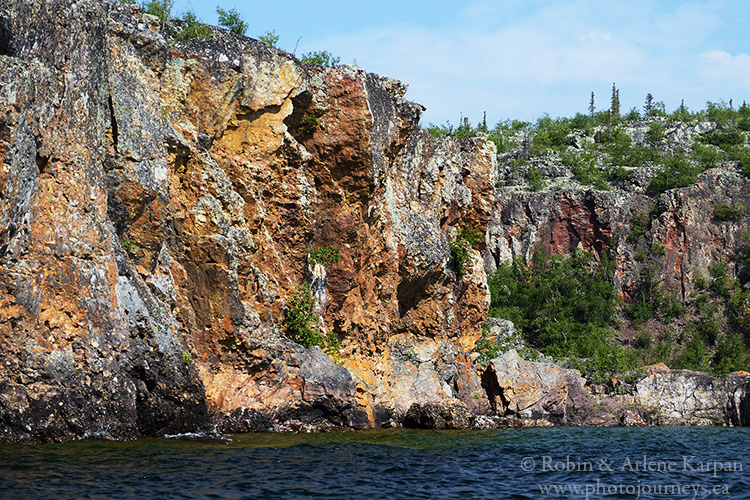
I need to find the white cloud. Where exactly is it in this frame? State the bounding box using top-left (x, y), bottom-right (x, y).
top-left (304, 0), bottom-right (748, 123)
top-left (699, 50), bottom-right (750, 80)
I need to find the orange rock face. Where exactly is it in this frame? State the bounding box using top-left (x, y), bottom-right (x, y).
top-left (0, 0), bottom-right (494, 440)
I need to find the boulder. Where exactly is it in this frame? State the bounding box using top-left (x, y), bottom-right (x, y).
top-left (481, 350), bottom-right (569, 421)
top-left (402, 400), bottom-right (474, 429)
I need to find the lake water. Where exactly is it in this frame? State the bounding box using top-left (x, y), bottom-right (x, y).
top-left (1, 427), bottom-right (749, 499)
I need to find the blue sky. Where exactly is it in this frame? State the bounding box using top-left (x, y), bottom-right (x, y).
top-left (172, 1), bottom-right (750, 127)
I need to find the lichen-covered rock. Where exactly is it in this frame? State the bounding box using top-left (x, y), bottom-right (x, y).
top-left (0, 0), bottom-right (494, 441)
top-left (402, 400), bottom-right (474, 429)
top-left (482, 350), bottom-right (569, 421)
top-left (635, 371), bottom-right (750, 426)
top-left (488, 145), bottom-right (750, 309)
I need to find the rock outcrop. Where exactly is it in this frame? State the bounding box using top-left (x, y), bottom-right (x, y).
top-left (0, 0), bottom-right (493, 441)
top-left (482, 350), bottom-right (570, 421)
top-left (1, 0), bottom-right (748, 441)
top-left (402, 400), bottom-right (474, 429)
top-left (488, 127), bottom-right (750, 308)
top-left (478, 354), bottom-right (750, 428)
top-left (635, 368), bottom-right (750, 426)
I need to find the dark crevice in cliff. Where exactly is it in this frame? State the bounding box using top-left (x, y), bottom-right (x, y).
top-left (0, 16), bottom-right (12, 56)
top-left (0, 224), bottom-right (16, 258)
top-left (35, 152), bottom-right (49, 175)
top-left (397, 271), bottom-right (441, 318)
top-left (480, 365), bottom-right (504, 415)
top-left (108, 95), bottom-right (119, 154)
top-left (233, 104), bottom-right (283, 126)
top-left (283, 90), bottom-right (313, 133)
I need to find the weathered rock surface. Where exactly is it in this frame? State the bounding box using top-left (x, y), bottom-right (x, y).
top-left (402, 400), bottom-right (474, 429)
top-left (482, 350), bottom-right (570, 422)
top-left (479, 352), bottom-right (750, 428)
top-left (635, 369), bottom-right (750, 426)
top-left (1, 0), bottom-right (748, 440)
top-left (0, 0), bottom-right (494, 441)
top-left (488, 134), bottom-right (750, 308)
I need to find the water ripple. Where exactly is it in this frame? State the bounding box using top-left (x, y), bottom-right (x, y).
top-left (1, 427), bottom-right (749, 499)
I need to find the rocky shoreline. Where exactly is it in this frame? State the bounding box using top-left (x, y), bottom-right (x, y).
top-left (403, 351), bottom-right (750, 430)
top-left (0, 0), bottom-right (749, 442)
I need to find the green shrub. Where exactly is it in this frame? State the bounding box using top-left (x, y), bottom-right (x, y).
top-left (526, 166), bottom-right (544, 192)
top-left (691, 143), bottom-right (725, 168)
top-left (450, 226), bottom-right (482, 275)
top-left (530, 115), bottom-right (571, 153)
top-left (300, 50), bottom-right (341, 66)
top-left (427, 116), bottom-right (482, 139)
top-left (629, 265), bottom-right (662, 325)
top-left (569, 113), bottom-right (594, 134)
top-left (216, 6), bottom-right (247, 35)
top-left (634, 330), bottom-right (652, 349)
top-left (661, 294), bottom-right (685, 323)
top-left (628, 212), bottom-right (650, 243)
top-left (562, 149), bottom-right (608, 190)
top-left (714, 202), bottom-right (745, 221)
top-left (142, 0), bottom-right (173, 22)
top-left (739, 103), bottom-right (750, 131)
top-left (120, 235), bottom-right (141, 252)
top-left (174, 11), bottom-right (212, 41)
top-left (487, 131), bottom-right (512, 153)
top-left (705, 100), bottom-right (738, 125)
top-left (694, 275), bottom-right (707, 290)
top-left (488, 248), bottom-right (624, 376)
top-left (670, 102), bottom-right (695, 123)
top-left (283, 286), bottom-right (339, 355)
top-left (646, 121), bottom-right (665, 142)
top-left (308, 246), bottom-right (340, 267)
top-left (625, 108), bottom-right (641, 121)
top-left (702, 129), bottom-right (744, 148)
top-left (299, 113), bottom-right (321, 134)
top-left (604, 128), bottom-right (661, 168)
top-left (709, 259), bottom-right (735, 299)
top-left (475, 323), bottom-right (501, 367)
top-left (652, 242), bottom-right (667, 255)
top-left (727, 146), bottom-right (750, 177)
top-left (258, 30), bottom-right (279, 47)
top-left (648, 154), bottom-right (702, 195)
top-left (730, 288), bottom-right (750, 335)
top-left (712, 333), bottom-right (747, 374)
top-left (670, 334), bottom-right (709, 372)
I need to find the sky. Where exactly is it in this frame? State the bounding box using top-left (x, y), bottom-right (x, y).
top-left (170, 0), bottom-right (750, 127)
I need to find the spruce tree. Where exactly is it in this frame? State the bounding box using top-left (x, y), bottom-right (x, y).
top-left (610, 83), bottom-right (620, 121)
top-left (644, 93), bottom-right (654, 116)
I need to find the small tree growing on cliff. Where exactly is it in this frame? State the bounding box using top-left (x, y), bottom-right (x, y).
top-left (174, 11), bottom-right (212, 41)
top-left (258, 30), bottom-right (279, 47)
top-left (283, 285), bottom-right (339, 356)
top-left (450, 226), bottom-right (482, 275)
top-left (216, 6), bottom-right (247, 35)
top-left (300, 50), bottom-right (341, 66)
top-left (142, 0), bottom-right (173, 23)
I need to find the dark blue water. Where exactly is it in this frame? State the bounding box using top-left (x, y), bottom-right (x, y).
top-left (1, 427), bottom-right (749, 499)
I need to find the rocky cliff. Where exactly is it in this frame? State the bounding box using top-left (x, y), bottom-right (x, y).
top-left (1, 0), bottom-right (749, 443)
top-left (0, 0), bottom-right (493, 442)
